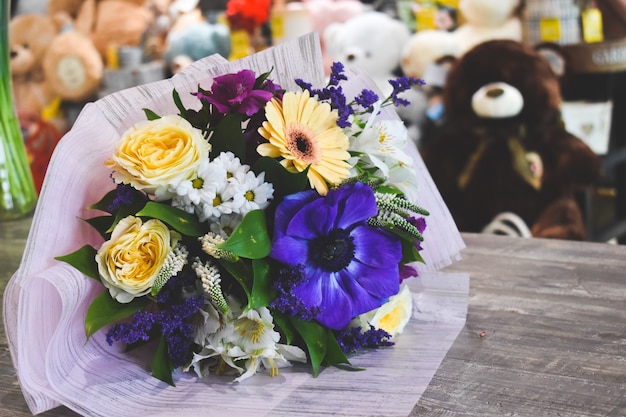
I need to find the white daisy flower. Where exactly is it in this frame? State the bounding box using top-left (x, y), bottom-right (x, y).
top-left (230, 171), bottom-right (274, 215)
top-left (212, 151), bottom-right (249, 179)
top-left (209, 213), bottom-right (243, 239)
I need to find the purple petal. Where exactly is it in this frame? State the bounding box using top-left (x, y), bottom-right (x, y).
top-left (332, 183), bottom-right (377, 229)
top-left (286, 198), bottom-right (336, 239)
top-left (239, 90), bottom-right (274, 116)
top-left (303, 271), bottom-right (354, 330)
top-left (270, 235), bottom-right (309, 265)
top-left (347, 260), bottom-right (400, 299)
top-left (351, 225), bottom-right (402, 268)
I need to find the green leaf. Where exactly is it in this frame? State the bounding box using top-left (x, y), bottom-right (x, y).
top-left (218, 259), bottom-right (252, 303)
top-left (401, 239), bottom-right (425, 265)
top-left (135, 201), bottom-right (204, 236)
top-left (151, 335), bottom-right (175, 386)
top-left (173, 89), bottom-right (186, 116)
top-left (252, 157), bottom-right (310, 198)
top-left (272, 311), bottom-right (296, 345)
top-left (248, 259), bottom-right (275, 309)
top-left (143, 108), bottom-right (161, 121)
top-left (55, 245), bottom-right (100, 281)
top-left (291, 318), bottom-right (328, 377)
top-left (218, 210), bottom-right (270, 259)
top-left (324, 330), bottom-right (352, 367)
top-left (88, 189), bottom-right (119, 213)
top-left (253, 68), bottom-right (273, 89)
top-left (84, 215), bottom-right (116, 239)
top-left (84, 291), bottom-right (151, 339)
top-left (210, 113), bottom-right (245, 161)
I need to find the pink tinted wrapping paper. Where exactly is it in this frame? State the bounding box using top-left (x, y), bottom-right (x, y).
top-left (3, 33), bottom-right (467, 416)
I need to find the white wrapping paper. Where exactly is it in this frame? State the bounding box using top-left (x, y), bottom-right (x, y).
top-left (3, 33), bottom-right (467, 416)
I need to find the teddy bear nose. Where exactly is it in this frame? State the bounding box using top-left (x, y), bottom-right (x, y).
top-left (486, 88), bottom-right (505, 98)
top-left (10, 50), bottom-right (17, 59)
top-left (347, 54), bottom-right (356, 61)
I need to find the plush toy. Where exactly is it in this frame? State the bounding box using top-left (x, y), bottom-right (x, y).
top-left (164, 20), bottom-right (231, 74)
top-left (421, 40), bottom-right (601, 240)
top-left (72, 0), bottom-right (155, 64)
top-left (401, 0), bottom-right (524, 82)
top-left (454, 0), bottom-right (524, 54)
top-left (9, 14), bottom-right (58, 120)
top-left (301, 0), bottom-right (366, 73)
top-left (323, 11), bottom-right (411, 97)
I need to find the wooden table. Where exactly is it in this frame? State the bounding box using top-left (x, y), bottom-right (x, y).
top-left (1, 217), bottom-right (625, 417)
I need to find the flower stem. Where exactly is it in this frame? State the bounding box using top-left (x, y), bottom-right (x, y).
top-left (0, 2), bottom-right (37, 220)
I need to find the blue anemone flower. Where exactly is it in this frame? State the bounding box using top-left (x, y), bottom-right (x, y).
top-left (270, 182), bottom-right (402, 330)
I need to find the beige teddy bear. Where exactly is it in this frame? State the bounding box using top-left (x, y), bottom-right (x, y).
top-left (9, 14), bottom-right (58, 119)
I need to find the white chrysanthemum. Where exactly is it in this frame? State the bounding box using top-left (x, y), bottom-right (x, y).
top-left (172, 159), bottom-right (227, 207)
top-left (209, 213), bottom-right (243, 239)
top-left (211, 151), bottom-right (249, 179)
top-left (230, 170), bottom-right (274, 215)
top-left (197, 179), bottom-right (237, 222)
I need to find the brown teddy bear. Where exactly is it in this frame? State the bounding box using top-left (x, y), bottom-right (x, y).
top-left (421, 40), bottom-right (601, 240)
top-left (9, 14), bottom-right (58, 119)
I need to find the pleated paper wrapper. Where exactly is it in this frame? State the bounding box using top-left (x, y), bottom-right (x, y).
top-left (3, 34), bottom-right (468, 417)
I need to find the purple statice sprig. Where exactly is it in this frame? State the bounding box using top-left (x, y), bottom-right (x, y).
top-left (295, 62), bottom-right (424, 128)
top-left (335, 324), bottom-right (394, 354)
top-left (106, 271), bottom-right (204, 368)
top-left (270, 264), bottom-right (320, 321)
top-left (386, 75), bottom-right (426, 107)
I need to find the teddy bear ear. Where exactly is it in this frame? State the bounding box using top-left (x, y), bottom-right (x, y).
top-left (534, 42), bottom-right (568, 78)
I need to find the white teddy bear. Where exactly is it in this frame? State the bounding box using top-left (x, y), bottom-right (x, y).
top-left (401, 0), bottom-right (524, 81)
top-left (323, 11), bottom-right (412, 97)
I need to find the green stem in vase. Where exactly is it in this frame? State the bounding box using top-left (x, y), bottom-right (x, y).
top-left (0, 1), bottom-right (37, 220)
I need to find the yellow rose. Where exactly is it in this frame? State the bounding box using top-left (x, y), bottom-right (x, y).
top-left (354, 283), bottom-right (413, 337)
top-left (105, 115), bottom-right (211, 200)
top-left (96, 216), bottom-right (181, 303)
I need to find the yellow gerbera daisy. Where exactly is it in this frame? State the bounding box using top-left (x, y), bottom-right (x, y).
top-left (257, 90), bottom-right (351, 195)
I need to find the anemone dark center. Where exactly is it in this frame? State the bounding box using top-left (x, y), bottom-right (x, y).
top-left (311, 228), bottom-right (355, 272)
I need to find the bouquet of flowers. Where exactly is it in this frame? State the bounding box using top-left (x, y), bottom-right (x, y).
top-left (56, 55), bottom-right (429, 383)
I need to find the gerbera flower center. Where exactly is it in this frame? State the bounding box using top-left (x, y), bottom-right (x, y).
top-left (285, 124), bottom-right (320, 164)
top-left (311, 228), bottom-right (355, 272)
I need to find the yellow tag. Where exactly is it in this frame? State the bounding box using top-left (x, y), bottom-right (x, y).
top-left (229, 30), bottom-right (251, 61)
top-left (415, 7), bottom-right (437, 31)
top-left (582, 8), bottom-right (604, 43)
top-left (437, 0), bottom-right (458, 8)
top-left (539, 18), bottom-right (561, 42)
top-left (106, 43), bottom-right (119, 70)
top-left (41, 97), bottom-right (63, 121)
top-left (270, 12), bottom-right (285, 42)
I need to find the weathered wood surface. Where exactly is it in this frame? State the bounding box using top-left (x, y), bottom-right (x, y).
top-left (1, 218), bottom-right (624, 416)
top-left (412, 234), bottom-right (626, 417)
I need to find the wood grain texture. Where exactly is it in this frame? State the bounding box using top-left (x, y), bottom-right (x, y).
top-left (411, 234), bottom-right (626, 417)
top-left (2, 222), bottom-right (624, 416)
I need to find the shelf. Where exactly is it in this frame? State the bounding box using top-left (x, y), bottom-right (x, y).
top-left (562, 37), bottom-right (626, 73)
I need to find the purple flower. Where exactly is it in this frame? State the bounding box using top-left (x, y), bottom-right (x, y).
top-left (196, 69), bottom-right (273, 116)
top-left (270, 182), bottom-right (403, 330)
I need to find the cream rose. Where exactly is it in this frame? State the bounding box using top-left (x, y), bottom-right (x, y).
top-left (105, 115), bottom-right (211, 200)
top-left (353, 283), bottom-right (413, 337)
top-left (96, 216), bottom-right (181, 303)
